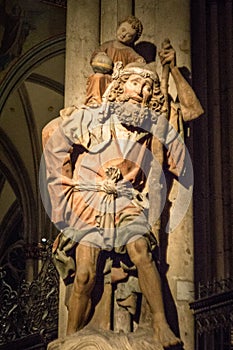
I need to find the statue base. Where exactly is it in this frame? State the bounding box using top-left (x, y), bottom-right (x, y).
top-left (47, 327), bottom-right (164, 350)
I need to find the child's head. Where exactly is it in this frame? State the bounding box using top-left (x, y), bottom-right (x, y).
top-left (117, 16), bottom-right (143, 46)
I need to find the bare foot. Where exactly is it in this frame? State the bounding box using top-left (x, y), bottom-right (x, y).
top-left (153, 322), bottom-right (182, 348)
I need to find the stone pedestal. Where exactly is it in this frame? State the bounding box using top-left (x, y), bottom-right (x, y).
top-left (48, 328), bottom-right (163, 350)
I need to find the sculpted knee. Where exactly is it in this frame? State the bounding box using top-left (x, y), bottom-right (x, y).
top-left (74, 265), bottom-right (96, 292)
top-left (127, 238), bottom-right (152, 266)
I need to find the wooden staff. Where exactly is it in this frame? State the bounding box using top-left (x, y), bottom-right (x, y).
top-left (150, 39), bottom-right (172, 241)
top-left (160, 38), bottom-right (171, 119)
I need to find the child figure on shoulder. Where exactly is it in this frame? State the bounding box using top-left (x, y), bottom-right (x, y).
top-left (85, 15), bottom-right (145, 106)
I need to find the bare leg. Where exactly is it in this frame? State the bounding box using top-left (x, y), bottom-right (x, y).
top-left (127, 238), bottom-right (181, 348)
top-left (66, 243), bottom-right (100, 335)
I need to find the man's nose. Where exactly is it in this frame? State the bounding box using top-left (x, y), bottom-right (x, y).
top-left (136, 84), bottom-right (144, 95)
top-left (142, 86), bottom-right (151, 102)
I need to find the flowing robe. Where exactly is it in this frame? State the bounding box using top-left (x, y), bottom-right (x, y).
top-left (42, 103), bottom-right (186, 282)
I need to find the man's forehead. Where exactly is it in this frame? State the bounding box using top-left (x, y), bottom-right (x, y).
top-left (128, 74), bottom-right (153, 83)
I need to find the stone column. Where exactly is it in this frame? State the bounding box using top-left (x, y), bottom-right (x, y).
top-left (100, 0), bottom-right (133, 43)
top-left (65, 0), bottom-right (100, 107)
top-left (58, 0), bottom-right (101, 338)
top-left (135, 1), bottom-right (194, 349)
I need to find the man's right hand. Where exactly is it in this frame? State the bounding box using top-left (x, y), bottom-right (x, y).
top-left (158, 39), bottom-right (176, 70)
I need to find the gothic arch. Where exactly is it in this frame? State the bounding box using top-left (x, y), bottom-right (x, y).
top-left (0, 34), bottom-right (65, 249)
top-left (0, 128), bottom-right (35, 244)
top-left (0, 33), bottom-right (65, 113)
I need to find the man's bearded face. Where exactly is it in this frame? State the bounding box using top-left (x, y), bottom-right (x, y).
top-left (123, 74), bottom-right (153, 105)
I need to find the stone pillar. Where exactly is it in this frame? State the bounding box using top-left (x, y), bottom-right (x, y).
top-left (135, 1), bottom-right (194, 349)
top-left (25, 243), bottom-right (42, 282)
top-left (100, 0), bottom-right (133, 43)
top-left (65, 0), bottom-right (100, 107)
top-left (58, 0), bottom-right (101, 338)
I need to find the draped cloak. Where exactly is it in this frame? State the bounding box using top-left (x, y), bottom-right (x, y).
top-left (42, 102), bottom-right (186, 282)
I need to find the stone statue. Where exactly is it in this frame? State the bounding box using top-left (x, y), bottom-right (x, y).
top-left (85, 16), bottom-right (145, 106)
top-left (42, 40), bottom-right (203, 349)
top-left (91, 15), bottom-right (145, 67)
